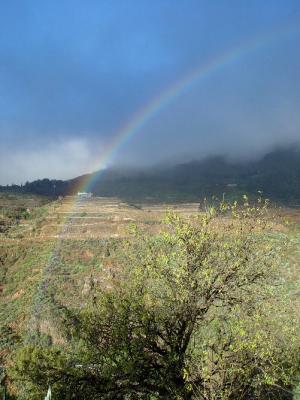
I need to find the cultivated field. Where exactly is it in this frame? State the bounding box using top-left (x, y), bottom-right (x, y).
top-left (0, 194), bottom-right (205, 350)
top-left (0, 193), bottom-right (300, 372)
top-left (41, 196), bottom-right (202, 239)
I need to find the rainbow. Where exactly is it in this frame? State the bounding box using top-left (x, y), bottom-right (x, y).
top-left (34, 20), bottom-right (299, 299)
top-left (74, 20), bottom-right (298, 194)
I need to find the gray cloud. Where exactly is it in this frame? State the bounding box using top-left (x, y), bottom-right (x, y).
top-left (0, 0), bottom-right (300, 183)
top-left (0, 139), bottom-right (94, 184)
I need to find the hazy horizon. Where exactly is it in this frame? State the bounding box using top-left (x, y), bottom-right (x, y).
top-left (1, 143), bottom-right (299, 186)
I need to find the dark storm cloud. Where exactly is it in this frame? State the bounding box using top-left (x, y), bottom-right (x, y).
top-left (0, 0), bottom-right (300, 183)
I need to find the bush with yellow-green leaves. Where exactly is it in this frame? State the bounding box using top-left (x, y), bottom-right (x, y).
top-left (10, 199), bottom-right (300, 399)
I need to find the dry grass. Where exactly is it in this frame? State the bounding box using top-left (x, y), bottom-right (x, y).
top-left (34, 196), bottom-right (202, 240)
top-left (0, 193), bottom-right (299, 358)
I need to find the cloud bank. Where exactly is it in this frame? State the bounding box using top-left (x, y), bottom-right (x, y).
top-left (0, 139), bottom-right (94, 184)
top-left (0, 1), bottom-right (300, 183)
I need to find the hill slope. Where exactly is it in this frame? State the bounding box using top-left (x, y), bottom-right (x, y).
top-left (1, 147), bottom-right (300, 203)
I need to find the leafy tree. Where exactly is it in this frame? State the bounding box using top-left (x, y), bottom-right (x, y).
top-left (10, 199), bottom-right (300, 399)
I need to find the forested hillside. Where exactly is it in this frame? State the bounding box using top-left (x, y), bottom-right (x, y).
top-left (2, 148), bottom-right (300, 204)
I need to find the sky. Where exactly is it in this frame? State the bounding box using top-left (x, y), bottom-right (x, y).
top-left (0, 0), bottom-right (300, 184)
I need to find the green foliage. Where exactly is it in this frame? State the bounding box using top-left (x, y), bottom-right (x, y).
top-left (9, 200), bottom-right (300, 399)
top-left (11, 345), bottom-right (79, 400)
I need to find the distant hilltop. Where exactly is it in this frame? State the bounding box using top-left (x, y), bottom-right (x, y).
top-left (1, 147), bottom-right (300, 205)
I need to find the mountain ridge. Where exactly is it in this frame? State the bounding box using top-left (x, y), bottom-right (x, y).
top-left (1, 147), bottom-right (300, 204)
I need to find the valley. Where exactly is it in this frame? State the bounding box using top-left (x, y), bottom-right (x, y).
top-left (1, 192), bottom-right (300, 398)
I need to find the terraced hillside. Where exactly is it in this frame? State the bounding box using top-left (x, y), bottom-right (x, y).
top-left (1, 193), bottom-right (300, 394)
top-left (40, 196), bottom-right (201, 239)
top-left (0, 194), bottom-right (204, 365)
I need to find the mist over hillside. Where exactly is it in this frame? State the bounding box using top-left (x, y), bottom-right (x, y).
top-left (1, 147), bottom-right (300, 204)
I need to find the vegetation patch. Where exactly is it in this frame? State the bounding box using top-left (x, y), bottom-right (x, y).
top-left (7, 199), bottom-right (300, 399)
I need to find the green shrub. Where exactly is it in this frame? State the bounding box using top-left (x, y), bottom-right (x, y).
top-left (10, 200), bottom-right (300, 399)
